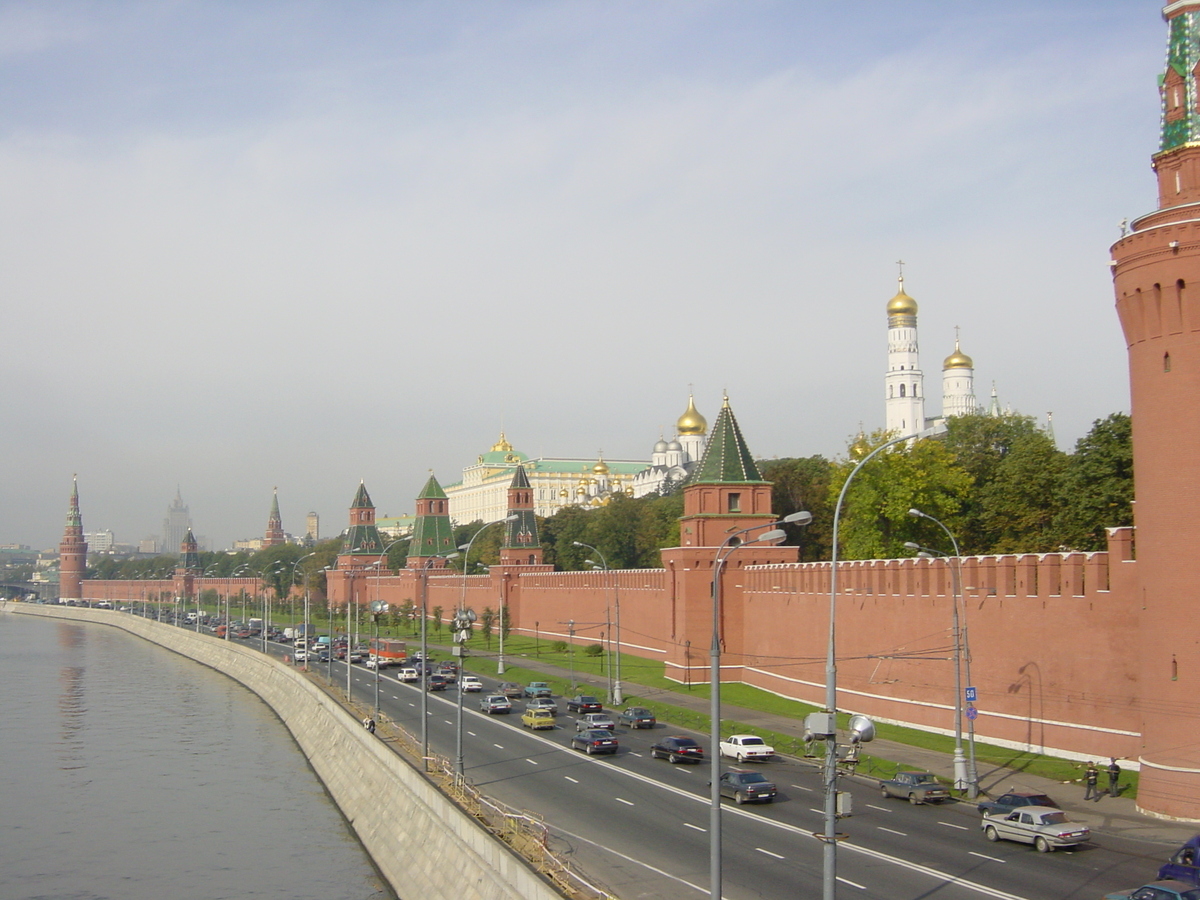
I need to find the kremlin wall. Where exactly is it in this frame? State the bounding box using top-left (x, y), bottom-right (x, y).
top-left (65, 3), bottom-right (1200, 822)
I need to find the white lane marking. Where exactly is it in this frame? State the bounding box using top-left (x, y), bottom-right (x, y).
top-left (629, 752), bottom-right (644, 758)
top-left (808, 808), bottom-right (824, 814)
top-left (684, 822), bottom-right (706, 832)
top-left (564, 776), bottom-right (579, 784)
top-left (527, 759), bottom-right (539, 766)
top-left (756, 847), bottom-right (785, 859)
top-left (866, 804), bottom-right (892, 812)
top-left (552, 824), bottom-right (709, 896)
top-left (837, 876), bottom-right (867, 890)
top-left (939, 822), bottom-right (969, 831)
top-left (791, 784), bottom-right (813, 791)
top-left (878, 827), bottom-right (908, 836)
top-left (969, 852), bottom-right (1006, 863)
top-left (467, 731), bottom-right (476, 737)
top-left (493, 744), bottom-right (504, 749)
top-left (616, 798), bottom-right (634, 806)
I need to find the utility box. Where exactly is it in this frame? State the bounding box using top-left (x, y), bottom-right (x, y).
top-left (836, 791), bottom-right (853, 817)
top-left (805, 712), bottom-right (836, 738)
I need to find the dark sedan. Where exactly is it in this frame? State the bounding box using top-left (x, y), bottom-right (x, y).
top-left (977, 791), bottom-right (1060, 817)
top-left (651, 735), bottom-right (704, 763)
top-left (566, 695), bottom-right (602, 713)
top-left (618, 707), bottom-right (657, 729)
top-left (571, 729), bottom-right (619, 755)
top-left (719, 771), bottom-right (777, 804)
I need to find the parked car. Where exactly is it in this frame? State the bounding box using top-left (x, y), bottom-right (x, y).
top-left (524, 682), bottom-right (553, 698)
top-left (879, 771), bottom-right (950, 805)
top-left (459, 675), bottom-right (484, 692)
top-left (1105, 882), bottom-right (1200, 900)
top-left (618, 707), bottom-right (657, 729)
top-left (426, 674), bottom-right (448, 691)
top-left (521, 708), bottom-right (556, 730)
top-left (567, 695), bottom-right (602, 713)
top-left (719, 734), bottom-right (775, 763)
top-left (497, 681), bottom-right (524, 698)
top-left (977, 791), bottom-right (1060, 817)
top-left (480, 695), bottom-right (513, 714)
top-left (575, 712), bottom-right (617, 732)
top-left (395, 668), bottom-right (419, 683)
top-left (719, 771), bottom-right (777, 804)
top-left (981, 807), bottom-right (1089, 852)
top-left (571, 729), bottom-right (618, 755)
top-left (526, 697), bottom-right (558, 716)
top-left (650, 736), bottom-right (704, 763)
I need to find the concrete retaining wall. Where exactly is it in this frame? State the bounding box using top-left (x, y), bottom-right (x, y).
top-left (10, 604), bottom-right (562, 900)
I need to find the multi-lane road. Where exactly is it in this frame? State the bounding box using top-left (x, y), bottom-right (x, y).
top-left (276, 650), bottom-right (1166, 900)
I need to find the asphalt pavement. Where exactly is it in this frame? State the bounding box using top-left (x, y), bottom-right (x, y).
top-left (485, 647), bottom-right (1199, 848)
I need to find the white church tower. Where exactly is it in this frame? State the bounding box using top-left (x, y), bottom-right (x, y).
top-left (941, 333), bottom-right (978, 417)
top-left (885, 274), bottom-right (925, 436)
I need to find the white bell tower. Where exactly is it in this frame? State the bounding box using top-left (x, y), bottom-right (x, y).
top-left (885, 265), bottom-right (925, 436)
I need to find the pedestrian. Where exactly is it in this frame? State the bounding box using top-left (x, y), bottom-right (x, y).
top-left (1084, 762), bottom-right (1100, 801)
top-left (1108, 758), bottom-right (1121, 797)
top-left (367, 718), bottom-right (376, 734)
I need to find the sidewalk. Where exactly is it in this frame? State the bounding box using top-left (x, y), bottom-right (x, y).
top-left (485, 647), bottom-right (1198, 847)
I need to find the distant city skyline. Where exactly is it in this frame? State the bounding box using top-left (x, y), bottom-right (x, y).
top-left (4, 2), bottom-right (1152, 549)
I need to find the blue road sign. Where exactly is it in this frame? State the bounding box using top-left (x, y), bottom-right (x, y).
top-left (965, 686), bottom-right (977, 703)
top-left (966, 705), bottom-right (978, 721)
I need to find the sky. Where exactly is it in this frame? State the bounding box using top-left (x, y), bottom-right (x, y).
top-left (1, 1), bottom-right (1167, 552)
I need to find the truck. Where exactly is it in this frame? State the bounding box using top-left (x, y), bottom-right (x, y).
top-left (368, 638), bottom-right (407, 668)
top-left (248, 618), bottom-right (263, 635)
top-left (719, 734), bottom-right (776, 763)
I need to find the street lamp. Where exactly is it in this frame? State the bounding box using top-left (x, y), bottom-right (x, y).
top-left (369, 599), bottom-right (388, 721)
top-left (455, 516), bottom-right (517, 777)
top-left (708, 510), bottom-right (811, 900)
top-left (258, 563), bottom-right (285, 654)
top-left (419, 552), bottom-right (458, 769)
top-left (573, 541), bottom-right (623, 705)
top-left (906, 508), bottom-right (978, 798)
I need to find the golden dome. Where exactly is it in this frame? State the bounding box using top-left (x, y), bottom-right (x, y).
top-left (593, 458), bottom-right (609, 475)
top-left (677, 394), bottom-right (707, 435)
top-left (490, 431), bottom-right (514, 453)
top-left (887, 278), bottom-right (918, 318)
top-left (943, 340), bottom-right (973, 370)
top-left (850, 429), bottom-right (870, 459)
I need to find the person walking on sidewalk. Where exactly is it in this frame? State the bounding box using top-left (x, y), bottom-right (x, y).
top-left (1084, 762), bottom-right (1101, 801)
top-left (1107, 758), bottom-right (1121, 797)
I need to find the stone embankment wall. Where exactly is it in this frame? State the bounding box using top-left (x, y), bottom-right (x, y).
top-left (10, 604), bottom-right (562, 900)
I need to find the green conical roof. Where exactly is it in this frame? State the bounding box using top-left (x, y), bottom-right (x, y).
top-left (418, 473), bottom-right (448, 500)
top-left (65, 476), bottom-right (81, 528)
top-left (351, 481), bottom-right (373, 509)
top-left (509, 464), bottom-right (531, 490)
top-left (688, 396), bottom-right (764, 484)
top-left (269, 489), bottom-right (281, 519)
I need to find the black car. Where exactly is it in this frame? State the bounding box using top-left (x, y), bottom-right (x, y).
top-left (567, 695), bottom-right (602, 713)
top-left (719, 771), bottom-right (777, 804)
top-left (618, 707), bottom-right (657, 729)
top-left (651, 735), bottom-right (704, 763)
top-left (571, 729), bottom-right (619, 755)
top-left (977, 791), bottom-right (1060, 817)
top-left (426, 674), bottom-right (448, 692)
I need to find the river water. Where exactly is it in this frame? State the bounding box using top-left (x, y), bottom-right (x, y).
top-left (0, 611), bottom-right (395, 900)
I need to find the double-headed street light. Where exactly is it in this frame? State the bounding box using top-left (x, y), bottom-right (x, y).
top-left (419, 552), bottom-right (458, 769)
top-left (708, 510), bottom-right (811, 900)
top-left (572, 541), bottom-right (623, 705)
top-left (906, 507), bottom-right (978, 798)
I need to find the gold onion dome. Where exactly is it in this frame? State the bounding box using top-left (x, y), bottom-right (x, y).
top-left (887, 279), bottom-right (918, 317)
top-left (490, 432), bottom-right (514, 453)
top-left (593, 458), bottom-right (609, 475)
top-left (676, 394), bottom-right (707, 435)
top-left (943, 340), bottom-right (973, 370)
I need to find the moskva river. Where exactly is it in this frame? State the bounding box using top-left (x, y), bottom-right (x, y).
top-left (0, 610), bottom-right (395, 900)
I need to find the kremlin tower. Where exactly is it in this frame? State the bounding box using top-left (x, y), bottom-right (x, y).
top-left (885, 275), bottom-right (924, 436)
top-left (1110, 0), bottom-right (1200, 819)
top-left (262, 488), bottom-right (285, 547)
top-left (499, 464), bottom-right (543, 565)
top-left (58, 476), bottom-right (86, 602)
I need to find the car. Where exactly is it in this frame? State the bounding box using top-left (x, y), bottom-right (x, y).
top-left (576, 712), bottom-right (616, 732)
top-left (567, 695), bottom-right (602, 713)
top-left (524, 682), bottom-right (553, 698)
top-left (976, 791), bottom-right (1060, 817)
top-left (348, 649), bottom-right (366, 663)
top-left (395, 668), bottom-right (419, 683)
top-left (522, 709), bottom-right (556, 730)
top-left (96, 600), bottom-right (113, 609)
top-left (879, 771), bottom-right (950, 805)
top-left (436, 665), bottom-right (458, 683)
top-left (293, 649), bottom-right (308, 661)
top-left (571, 729), bottom-right (618, 755)
top-left (1159, 837), bottom-right (1200, 885)
top-left (459, 675), bottom-right (484, 692)
top-left (480, 695), bottom-right (513, 714)
top-left (719, 771), bottom-right (777, 804)
top-left (526, 697), bottom-right (558, 716)
top-left (426, 674), bottom-right (448, 691)
top-left (719, 734), bottom-right (775, 762)
top-left (618, 707), bottom-right (657, 729)
top-left (981, 806), bottom-right (1089, 852)
top-left (497, 681), bottom-right (524, 698)
top-left (651, 736), bottom-right (704, 763)
top-left (1104, 881), bottom-right (1200, 900)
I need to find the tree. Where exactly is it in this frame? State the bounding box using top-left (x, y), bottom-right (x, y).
top-left (760, 456), bottom-right (833, 560)
top-left (1054, 413), bottom-right (1134, 550)
top-left (480, 606), bottom-right (496, 648)
top-left (977, 431), bottom-right (1068, 553)
top-left (431, 605), bottom-right (443, 637)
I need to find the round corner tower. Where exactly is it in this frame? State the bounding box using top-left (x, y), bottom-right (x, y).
top-left (1111, 0), bottom-right (1200, 820)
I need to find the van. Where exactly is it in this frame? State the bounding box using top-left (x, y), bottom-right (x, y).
top-left (1159, 836), bottom-right (1200, 884)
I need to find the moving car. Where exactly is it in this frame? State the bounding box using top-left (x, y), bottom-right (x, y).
top-left (426, 674), bottom-right (448, 691)
top-left (977, 791), bottom-right (1060, 817)
top-left (879, 771), bottom-right (950, 805)
top-left (526, 697), bottom-right (558, 716)
top-left (395, 668), bottom-right (419, 683)
top-left (1104, 882), bottom-right (1200, 900)
top-left (719, 734), bottom-right (775, 763)
top-left (618, 707), bottom-right (657, 729)
top-left (480, 695), bottom-right (512, 714)
top-left (459, 676), bottom-right (484, 692)
top-left (522, 709), bottom-right (556, 730)
top-left (575, 712), bottom-right (616, 732)
top-left (566, 695), bottom-right (602, 713)
top-left (719, 771), bottom-right (777, 804)
top-left (981, 806), bottom-right (1089, 852)
top-left (650, 736), bottom-right (704, 763)
top-left (1159, 836), bottom-right (1200, 886)
top-left (571, 729), bottom-right (618, 755)
top-left (524, 682), bottom-right (553, 698)
top-left (497, 682), bottom-right (524, 698)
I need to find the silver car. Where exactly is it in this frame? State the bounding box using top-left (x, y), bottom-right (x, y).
top-left (575, 712), bottom-right (617, 732)
top-left (981, 806), bottom-right (1090, 852)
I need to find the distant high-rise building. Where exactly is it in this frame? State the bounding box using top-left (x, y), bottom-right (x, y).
top-left (306, 511), bottom-right (319, 542)
top-left (162, 488), bottom-right (192, 557)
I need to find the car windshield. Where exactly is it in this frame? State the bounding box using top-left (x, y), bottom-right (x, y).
top-left (740, 773), bottom-right (769, 784)
top-left (741, 737), bottom-right (764, 746)
top-left (579, 696), bottom-right (598, 703)
top-left (675, 739), bottom-right (698, 748)
top-left (912, 775), bottom-right (937, 784)
top-left (1041, 812), bottom-right (1069, 824)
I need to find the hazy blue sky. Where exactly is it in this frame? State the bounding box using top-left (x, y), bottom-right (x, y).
top-left (2, 1), bottom-right (1165, 551)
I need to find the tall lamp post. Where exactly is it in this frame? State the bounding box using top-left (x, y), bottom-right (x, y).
top-left (455, 515), bottom-right (517, 777)
top-left (708, 511), bottom-right (811, 900)
top-left (573, 541), bottom-right (623, 705)
top-left (821, 424), bottom-right (942, 900)
top-left (906, 508), bottom-right (978, 798)
top-left (258, 563), bottom-right (285, 654)
top-left (419, 552), bottom-right (458, 769)
top-left (369, 599), bottom-right (388, 721)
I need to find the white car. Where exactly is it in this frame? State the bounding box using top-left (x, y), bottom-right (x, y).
top-left (395, 668), bottom-right (419, 683)
top-left (460, 676), bottom-right (484, 692)
top-left (981, 806), bottom-right (1090, 852)
top-left (719, 734), bottom-right (775, 762)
